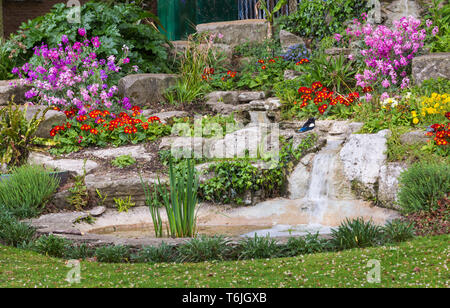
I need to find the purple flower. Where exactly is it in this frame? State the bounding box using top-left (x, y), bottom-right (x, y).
top-left (91, 36), bottom-right (101, 48)
top-left (61, 35), bottom-right (69, 45)
top-left (123, 57), bottom-right (130, 64)
top-left (78, 28), bottom-right (86, 37)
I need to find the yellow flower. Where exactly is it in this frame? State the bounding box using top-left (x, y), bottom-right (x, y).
top-left (413, 117), bottom-right (419, 125)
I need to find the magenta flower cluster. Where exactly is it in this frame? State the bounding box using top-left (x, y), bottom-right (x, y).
top-left (340, 16), bottom-right (437, 101)
top-left (11, 29), bottom-right (135, 114)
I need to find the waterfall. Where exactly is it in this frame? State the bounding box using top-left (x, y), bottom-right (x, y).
top-left (303, 138), bottom-right (344, 224)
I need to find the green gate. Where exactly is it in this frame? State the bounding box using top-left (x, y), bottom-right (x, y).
top-left (158, 0), bottom-right (238, 41)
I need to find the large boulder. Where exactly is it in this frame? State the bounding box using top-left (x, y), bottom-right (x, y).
top-left (0, 80), bottom-right (27, 106)
top-left (378, 162), bottom-right (407, 210)
top-left (118, 74), bottom-right (178, 107)
top-left (23, 106), bottom-right (66, 139)
top-left (84, 145), bottom-right (153, 161)
top-left (339, 130), bottom-right (389, 197)
top-left (412, 53), bottom-right (450, 86)
top-left (279, 29), bottom-right (305, 52)
top-left (196, 19), bottom-right (268, 46)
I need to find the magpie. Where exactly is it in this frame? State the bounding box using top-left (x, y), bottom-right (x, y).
top-left (298, 117), bottom-right (316, 133)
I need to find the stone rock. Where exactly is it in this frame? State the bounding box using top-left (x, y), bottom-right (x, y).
top-left (159, 136), bottom-right (216, 159)
top-left (367, 0), bottom-right (382, 24)
top-left (210, 126), bottom-right (267, 158)
top-left (89, 206), bottom-right (106, 217)
top-left (400, 130), bottom-right (429, 145)
top-left (381, 0), bottom-right (421, 27)
top-left (288, 162), bottom-right (310, 199)
top-left (85, 145), bottom-right (152, 161)
top-left (300, 153), bottom-right (315, 166)
top-left (205, 91), bottom-right (240, 104)
top-left (206, 101), bottom-right (235, 115)
top-left (249, 111), bottom-right (271, 125)
top-left (28, 152), bottom-right (98, 176)
top-left (378, 162), bottom-right (407, 210)
top-left (145, 110), bottom-right (189, 123)
top-left (279, 29), bottom-right (305, 51)
top-left (324, 48), bottom-right (352, 56)
top-left (264, 98), bottom-right (282, 111)
top-left (412, 53), bottom-right (450, 86)
top-left (339, 130), bottom-right (389, 196)
top-left (348, 122), bottom-right (365, 134)
top-left (23, 106), bottom-right (68, 139)
top-left (238, 91), bottom-right (265, 103)
top-left (196, 19), bottom-right (268, 46)
top-left (0, 80), bottom-right (28, 106)
top-left (51, 190), bottom-right (71, 210)
top-left (85, 172), bottom-right (167, 207)
top-left (118, 74), bottom-right (178, 107)
top-left (329, 121), bottom-right (349, 136)
top-left (284, 69), bottom-right (304, 80)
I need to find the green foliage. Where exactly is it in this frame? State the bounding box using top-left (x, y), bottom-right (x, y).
top-left (131, 242), bottom-right (176, 263)
top-left (0, 99), bottom-right (51, 167)
top-left (424, 0), bottom-right (450, 52)
top-left (411, 77), bottom-right (450, 96)
top-left (234, 38), bottom-right (283, 60)
top-left (1, 2), bottom-right (171, 81)
top-left (0, 210), bottom-right (36, 247)
top-left (176, 235), bottom-right (231, 263)
top-left (95, 245), bottom-right (131, 263)
top-left (200, 134), bottom-right (317, 205)
top-left (283, 233), bottom-right (332, 256)
top-left (64, 243), bottom-right (95, 260)
top-left (32, 235), bottom-right (71, 258)
top-left (278, 0), bottom-right (368, 44)
top-left (383, 219), bottom-right (415, 243)
top-left (331, 218), bottom-right (383, 250)
top-left (111, 155), bottom-right (137, 168)
top-left (237, 234), bottom-right (281, 260)
top-left (0, 165), bottom-right (59, 219)
top-left (397, 162), bottom-right (450, 214)
top-left (114, 196), bottom-right (136, 213)
top-left (67, 166), bottom-right (88, 211)
top-left (143, 159), bottom-right (199, 238)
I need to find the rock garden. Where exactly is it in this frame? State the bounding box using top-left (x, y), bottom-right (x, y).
top-left (0, 0), bottom-right (448, 287)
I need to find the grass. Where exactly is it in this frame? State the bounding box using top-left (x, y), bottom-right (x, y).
top-left (0, 235), bottom-right (448, 288)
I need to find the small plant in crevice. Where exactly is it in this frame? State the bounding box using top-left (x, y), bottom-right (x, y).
top-left (95, 245), bottom-right (131, 263)
top-left (111, 155), bottom-right (137, 169)
top-left (67, 163), bottom-right (89, 211)
top-left (64, 243), bottom-right (95, 260)
top-left (114, 196), bottom-right (136, 213)
top-left (73, 214), bottom-right (96, 225)
top-left (331, 218), bottom-right (384, 250)
top-left (176, 235), bottom-right (231, 263)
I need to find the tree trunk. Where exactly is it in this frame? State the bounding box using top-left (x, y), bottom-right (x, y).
top-left (0, 0), bottom-right (3, 39)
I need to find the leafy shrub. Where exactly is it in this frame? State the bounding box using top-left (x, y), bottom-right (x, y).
top-left (0, 165), bottom-right (60, 219)
top-left (131, 242), bottom-right (176, 263)
top-left (283, 232), bottom-right (332, 256)
top-left (111, 155), bottom-right (137, 168)
top-left (0, 209), bottom-right (36, 247)
top-left (67, 168), bottom-right (89, 212)
top-left (397, 162), bottom-right (450, 214)
top-left (424, 0), bottom-right (450, 52)
top-left (1, 2), bottom-right (171, 80)
top-left (282, 44), bottom-right (310, 63)
top-left (95, 245), bottom-right (131, 263)
top-left (0, 99), bottom-right (51, 167)
top-left (176, 235), bottom-right (231, 263)
top-left (237, 234), bottom-right (281, 260)
top-left (64, 243), bottom-right (95, 260)
top-left (278, 0), bottom-right (368, 43)
top-left (331, 218), bottom-right (383, 250)
top-left (383, 219), bottom-right (415, 243)
top-left (33, 234), bottom-right (71, 258)
top-left (114, 196), bottom-right (136, 213)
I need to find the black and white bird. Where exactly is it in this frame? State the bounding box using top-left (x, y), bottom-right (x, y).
top-left (298, 117), bottom-right (316, 133)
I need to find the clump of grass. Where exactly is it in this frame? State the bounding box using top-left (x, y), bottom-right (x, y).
top-left (0, 209), bottom-right (36, 247)
top-left (0, 165), bottom-right (60, 219)
top-left (331, 218), bottom-right (383, 250)
top-left (397, 162), bottom-right (450, 214)
top-left (283, 232), bottom-right (332, 256)
top-left (95, 245), bottom-right (131, 263)
top-left (131, 242), bottom-right (176, 263)
top-left (237, 234), bottom-right (281, 260)
top-left (383, 219), bottom-right (415, 243)
top-left (32, 234), bottom-right (71, 258)
top-left (176, 235), bottom-right (231, 263)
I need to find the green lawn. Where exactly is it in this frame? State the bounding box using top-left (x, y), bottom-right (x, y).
top-left (0, 235), bottom-right (448, 288)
